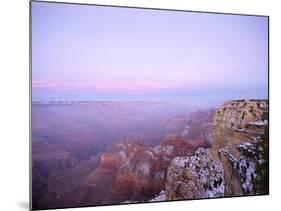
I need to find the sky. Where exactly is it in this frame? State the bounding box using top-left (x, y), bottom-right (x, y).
top-left (32, 2), bottom-right (268, 102)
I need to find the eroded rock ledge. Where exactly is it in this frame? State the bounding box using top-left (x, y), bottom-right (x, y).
top-left (155, 100), bottom-right (268, 201)
top-left (165, 148), bottom-right (224, 200)
top-left (212, 100), bottom-right (268, 196)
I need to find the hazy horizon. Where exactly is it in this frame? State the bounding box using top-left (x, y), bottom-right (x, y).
top-left (32, 2), bottom-right (268, 102)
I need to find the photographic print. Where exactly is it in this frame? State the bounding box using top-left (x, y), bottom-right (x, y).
top-left (31, 1), bottom-right (269, 210)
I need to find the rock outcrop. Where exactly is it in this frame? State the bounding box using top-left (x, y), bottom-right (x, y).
top-left (165, 148), bottom-right (224, 200)
top-left (162, 99), bottom-right (268, 201)
top-left (211, 100), bottom-right (269, 196)
top-left (108, 137), bottom-right (197, 202)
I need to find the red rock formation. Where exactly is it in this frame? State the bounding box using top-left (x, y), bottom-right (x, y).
top-left (100, 152), bottom-right (123, 169)
top-left (102, 137), bottom-right (197, 202)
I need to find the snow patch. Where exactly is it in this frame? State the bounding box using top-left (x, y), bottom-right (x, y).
top-left (145, 150), bottom-right (156, 160)
top-left (137, 162), bottom-right (151, 176)
top-left (153, 145), bottom-right (174, 156)
top-left (154, 171), bottom-right (165, 179)
top-left (250, 120), bottom-right (268, 126)
top-left (149, 190), bottom-right (166, 202)
top-left (119, 150), bottom-right (126, 162)
top-left (172, 148), bottom-right (225, 198)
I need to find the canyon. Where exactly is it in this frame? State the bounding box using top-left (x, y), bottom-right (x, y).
top-left (32, 100), bottom-right (269, 209)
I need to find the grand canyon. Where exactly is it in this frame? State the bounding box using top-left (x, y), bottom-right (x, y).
top-left (32, 100), bottom-right (269, 209)
top-left (31, 2), bottom-right (269, 209)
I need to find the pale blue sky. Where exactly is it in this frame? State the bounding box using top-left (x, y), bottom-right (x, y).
top-left (32, 2), bottom-right (268, 102)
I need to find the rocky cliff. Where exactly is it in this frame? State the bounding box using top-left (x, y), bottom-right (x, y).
top-left (212, 100), bottom-right (269, 196)
top-left (165, 148), bottom-right (224, 200)
top-left (163, 100), bottom-right (269, 200)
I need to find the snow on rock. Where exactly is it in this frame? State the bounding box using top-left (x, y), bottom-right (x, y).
top-left (137, 162), bottom-right (151, 176)
top-left (221, 150), bottom-right (257, 194)
top-left (144, 150), bottom-right (157, 160)
top-left (152, 145), bottom-right (174, 156)
top-left (120, 157), bottom-right (131, 170)
top-left (149, 190), bottom-right (166, 202)
top-left (249, 120), bottom-right (268, 126)
top-left (218, 135), bottom-right (268, 195)
top-left (121, 200), bottom-right (138, 204)
top-left (118, 150), bottom-right (126, 162)
top-left (166, 148), bottom-right (224, 200)
top-left (154, 171), bottom-right (165, 179)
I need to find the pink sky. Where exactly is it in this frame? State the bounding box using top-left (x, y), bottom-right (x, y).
top-left (32, 2), bottom-right (268, 102)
